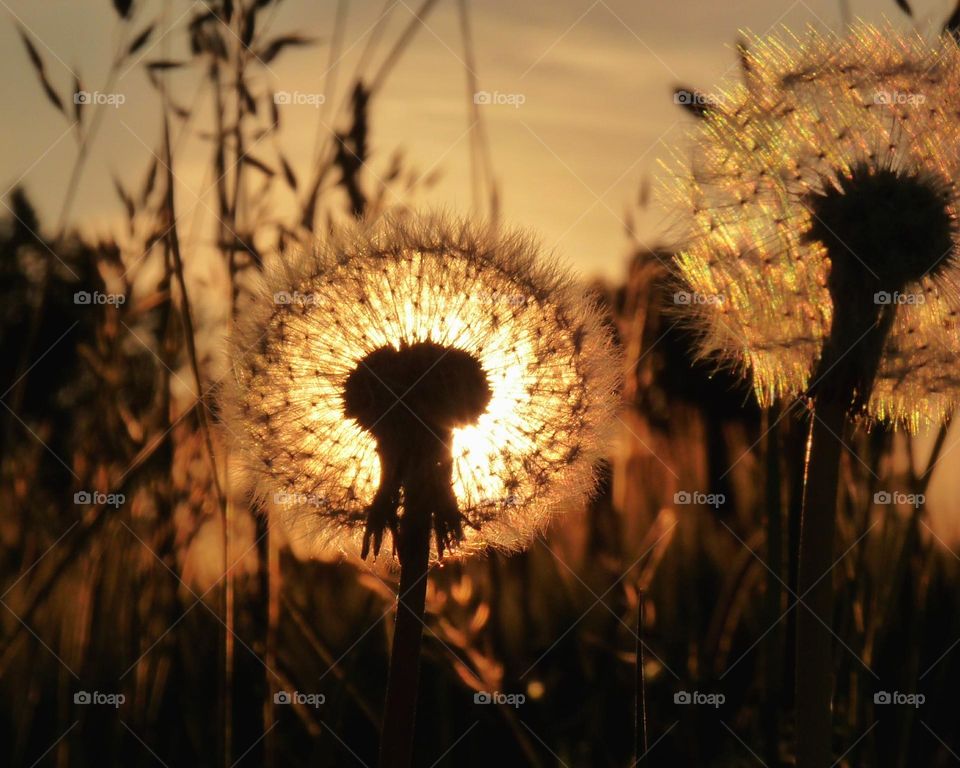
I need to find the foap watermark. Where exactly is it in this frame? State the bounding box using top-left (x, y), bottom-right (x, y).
top-left (74, 690), bottom-right (125, 708)
top-left (874, 491), bottom-right (925, 509)
top-left (74, 490), bottom-right (125, 508)
top-left (874, 291), bottom-right (924, 306)
top-left (674, 490), bottom-right (725, 508)
top-left (874, 691), bottom-right (924, 708)
top-left (673, 290), bottom-right (723, 306)
top-left (273, 491), bottom-right (326, 508)
top-left (274, 90), bottom-right (325, 108)
top-left (274, 690), bottom-right (325, 708)
top-left (674, 690), bottom-right (725, 708)
top-left (478, 493), bottom-right (519, 508)
top-left (473, 90), bottom-right (525, 108)
top-left (74, 290), bottom-right (125, 306)
top-left (474, 691), bottom-right (525, 708)
top-left (481, 290), bottom-right (529, 307)
top-left (674, 89), bottom-right (723, 109)
top-left (873, 90), bottom-right (926, 107)
top-left (274, 291), bottom-right (319, 306)
top-left (74, 90), bottom-right (126, 108)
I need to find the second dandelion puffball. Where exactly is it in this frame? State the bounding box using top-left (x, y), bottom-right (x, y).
top-left (668, 25), bottom-right (960, 428)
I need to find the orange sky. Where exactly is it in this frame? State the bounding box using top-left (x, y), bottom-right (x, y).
top-left (4, 0), bottom-right (951, 282)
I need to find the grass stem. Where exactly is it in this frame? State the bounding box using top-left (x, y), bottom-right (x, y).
top-left (635, 589), bottom-right (648, 765)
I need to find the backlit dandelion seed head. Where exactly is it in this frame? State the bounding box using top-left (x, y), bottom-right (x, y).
top-left (666, 24), bottom-right (960, 431)
top-left (222, 214), bottom-right (621, 563)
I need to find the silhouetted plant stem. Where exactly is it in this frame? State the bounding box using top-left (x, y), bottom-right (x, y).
top-left (794, 227), bottom-right (898, 768)
top-left (796, 392), bottom-right (845, 768)
top-left (794, 280), bottom-right (882, 768)
top-left (378, 510), bottom-right (432, 768)
top-left (264, 528), bottom-right (281, 768)
top-left (635, 589), bottom-right (648, 765)
top-left (763, 407), bottom-right (783, 767)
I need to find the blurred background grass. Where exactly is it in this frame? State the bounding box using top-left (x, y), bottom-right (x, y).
top-left (2, 1), bottom-right (960, 766)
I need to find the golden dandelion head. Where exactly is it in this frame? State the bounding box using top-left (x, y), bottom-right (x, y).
top-left (667, 24), bottom-right (960, 430)
top-left (222, 213), bottom-right (621, 563)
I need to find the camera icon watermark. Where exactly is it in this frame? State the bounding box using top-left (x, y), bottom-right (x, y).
top-left (874, 291), bottom-right (924, 306)
top-left (74, 90), bottom-right (126, 108)
top-left (674, 89), bottom-right (722, 109)
top-left (473, 90), bottom-right (526, 108)
top-left (874, 690), bottom-right (924, 708)
top-left (873, 491), bottom-right (924, 509)
top-left (873, 90), bottom-right (925, 106)
top-left (673, 690), bottom-right (725, 708)
top-left (473, 691), bottom-right (525, 708)
top-left (273, 690), bottom-right (325, 708)
top-left (673, 490), bottom-right (725, 509)
top-left (274, 290), bottom-right (319, 306)
top-left (74, 290), bottom-right (126, 306)
top-left (482, 290), bottom-right (529, 307)
top-left (673, 291), bottom-right (723, 306)
top-left (74, 690), bottom-right (125, 708)
top-left (273, 90), bottom-right (325, 108)
top-left (273, 491), bottom-right (326, 508)
top-left (74, 490), bottom-right (125, 508)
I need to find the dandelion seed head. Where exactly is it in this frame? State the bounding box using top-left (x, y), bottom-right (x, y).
top-left (222, 213), bottom-right (621, 563)
top-left (667, 24), bottom-right (960, 430)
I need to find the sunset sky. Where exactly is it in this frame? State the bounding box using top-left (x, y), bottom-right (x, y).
top-left (0, 0), bottom-right (952, 284)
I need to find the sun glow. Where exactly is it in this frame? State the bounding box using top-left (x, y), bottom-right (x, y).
top-left (295, 252), bottom-right (563, 514)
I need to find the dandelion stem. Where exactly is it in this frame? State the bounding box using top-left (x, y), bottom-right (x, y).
top-left (796, 392), bottom-right (845, 768)
top-left (763, 407), bottom-right (783, 767)
top-left (378, 511), bottom-right (432, 768)
top-left (793, 235), bottom-right (897, 768)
